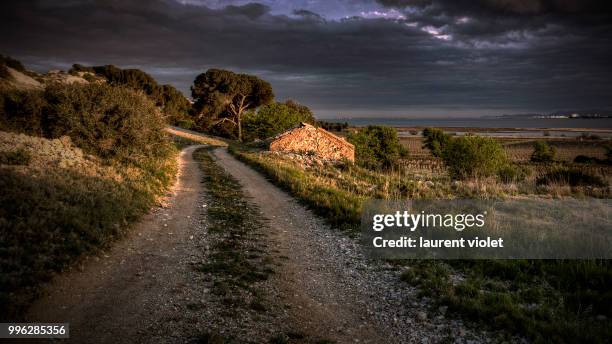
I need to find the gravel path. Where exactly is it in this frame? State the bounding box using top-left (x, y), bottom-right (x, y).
top-left (211, 147), bottom-right (495, 344)
top-left (24, 145), bottom-right (496, 343)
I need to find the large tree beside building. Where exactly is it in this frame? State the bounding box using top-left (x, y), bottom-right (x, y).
top-left (242, 100), bottom-right (316, 141)
top-left (191, 69), bottom-right (274, 141)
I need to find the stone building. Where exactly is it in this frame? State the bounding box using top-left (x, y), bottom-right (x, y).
top-left (269, 123), bottom-right (355, 161)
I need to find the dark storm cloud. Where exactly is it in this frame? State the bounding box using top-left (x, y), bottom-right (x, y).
top-left (0, 0), bottom-right (611, 117)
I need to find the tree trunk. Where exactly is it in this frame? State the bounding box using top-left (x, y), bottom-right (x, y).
top-left (237, 111), bottom-right (243, 142)
top-left (230, 94), bottom-right (249, 142)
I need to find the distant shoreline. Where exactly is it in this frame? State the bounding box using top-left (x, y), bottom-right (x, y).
top-left (324, 117), bottom-right (612, 133)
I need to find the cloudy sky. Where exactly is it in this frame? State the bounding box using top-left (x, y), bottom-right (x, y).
top-left (1, 0), bottom-right (612, 118)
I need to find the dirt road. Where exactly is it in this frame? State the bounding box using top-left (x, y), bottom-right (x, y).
top-left (209, 148), bottom-right (490, 344)
top-left (210, 147), bottom-right (387, 343)
top-left (25, 145), bottom-right (490, 343)
top-left (26, 145), bottom-right (210, 343)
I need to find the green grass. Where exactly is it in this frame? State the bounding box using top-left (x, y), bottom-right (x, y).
top-left (401, 259), bottom-right (612, 343)
top-left (228, 143), bottom-right (612, 343)
top-left (194, 148), bottom-right (274, 315)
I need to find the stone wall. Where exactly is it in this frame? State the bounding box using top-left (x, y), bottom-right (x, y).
top-left (269, 123), bottom-right (355, 161)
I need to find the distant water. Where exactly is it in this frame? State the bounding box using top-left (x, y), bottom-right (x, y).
top-left (330, 117), bottom-right (612, 129)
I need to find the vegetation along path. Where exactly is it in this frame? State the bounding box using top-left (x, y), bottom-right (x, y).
top-left (24, 143), bottom-right (496, 343)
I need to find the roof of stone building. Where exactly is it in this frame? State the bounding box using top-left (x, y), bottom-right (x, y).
top-left (271, 122), bottom-right (354, 149)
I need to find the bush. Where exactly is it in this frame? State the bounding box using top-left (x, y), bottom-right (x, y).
top-left (0, 89), bottom-right (47, 133)
top-left (422, 128), bottom-right (451, 157)
top-left (497, 164), bottom-right (527, 183)
top-left (0, 55), bottom-right (26, 73)
top-left (242, 100), bottom-right (315, 141)
top-left (0, 64), bottom-right (9, 79)
top-left (531, 141), bottom-right (556, 163)
top-left (0, 83), bottom-right (171, 163)
top-left (69, 64), bottom-right (192, 124)
top-left (176, 119), bottom-right (195, 130)
top-left (573, 155), bottom-right (602, 164)
top-left (0, 149), bottom-right (31, 165)
top-left (442, 136), bottom-right (508, 179)
top-left (347, 125), bottom-right (408, 170)
top-left (536, 168), bottom-right (607, 187)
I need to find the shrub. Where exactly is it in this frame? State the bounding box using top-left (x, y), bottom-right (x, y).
top-left (422, 128), bottom-right (451, 157)
top-left (573, 155), bottom-right (602, 164)
top-left (531, 141), bottom-right (556, 163)
top-left (242, 101), bottom-right (315, 141)
top-left (0, 149), bottom-right (31, 165)
top-left (0, 64), bottom-right (9, 79)
top-left (0, 83), bottom-right (171, 163)
top-left (0, 55), bottom-right (26, 72)
top-left (176, 119), bottom-right (195, 130)
top-left (536, 168), bottom-right (607, 187)
top-left (442, 136), bottom-right (508, 179)
top-left (0, 89), bottom-right (47, 134)
top-left (82, 73), bottom-right (96, 82)
top-left (497, 164), bottom-right (527, 183)
top-left (69, 64), bottom-right (192, 124)
top-left (347, 125), bottom-right (408, 170)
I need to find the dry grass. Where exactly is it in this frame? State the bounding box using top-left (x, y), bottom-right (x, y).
top-left (503, 139), bottom-right (608, 162)
top-left (401, 136), bottom-right (609, 162)
top-left (165, 126), bottom-right (228, 146)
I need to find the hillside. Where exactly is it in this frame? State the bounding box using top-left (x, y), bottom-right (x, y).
top-left (0, 67), bottom-right (43, 90)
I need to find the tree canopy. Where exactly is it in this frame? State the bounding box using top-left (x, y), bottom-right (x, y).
top-left (191, 69), bottom-right (274, 141)
top-left (422, 128), bottom-right (451, 157)
top-left (347, 125), bottom-right (408, 170)
top-left (243, 100), bottom-right (315, 141)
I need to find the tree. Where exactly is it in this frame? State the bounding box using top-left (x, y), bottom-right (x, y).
top-left (242, 100), bottom-right (315, 141)
top-left (347, 125), bottom-right (408, 170)
top-left (159, 84), bottom-right (191, 124)
top-left (191, 69), bottom-right (274, 141)
top-left (530, 141), bottom-right (556, 163)
top-left (442, 136), bottom-right (508, 179)
top-left (422, 128), bottom-right (450, 157)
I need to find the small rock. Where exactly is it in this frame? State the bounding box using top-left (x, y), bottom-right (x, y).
top-left (416, 311), bottom-right (427, 322)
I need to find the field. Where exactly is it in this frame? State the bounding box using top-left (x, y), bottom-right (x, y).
top-left (401, 136), bottom-right (608, 161)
